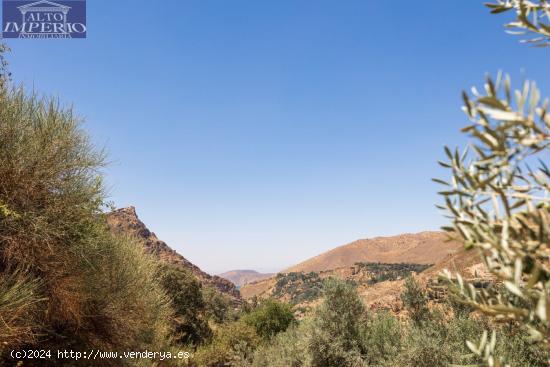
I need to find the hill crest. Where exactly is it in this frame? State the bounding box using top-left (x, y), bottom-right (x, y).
top-left (285, 231), bottom-right (459, 273)
top-left (106, 207), bottom-right (241, 301)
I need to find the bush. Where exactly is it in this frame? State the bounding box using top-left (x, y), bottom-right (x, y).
top-left (192, 321), bottom-right (260, 367)
top-left (307, 278), bottom-right (366, 367)
top-left (398, 323), bottom-right (454, 367)
top-left (361, 312), bottom-right (402, 366)
top-left (495, 325), bottom-right (550, 367)
top-left (0, 87), bottom-right (175, 365)
top-left (158, 263), bottom-right (212, 346)
top-left (242, 299), bottom-right (294, 339)
top-left (401, 276), bottom-right (429, 324)
top-left (0, 271), bottom-right (42, 349)
top-left (77, 232), bottom-right (175, 355)
top-left (250, 322), bottom-right (308, 367)
top-left (203, 286), bottom-right (236, 324)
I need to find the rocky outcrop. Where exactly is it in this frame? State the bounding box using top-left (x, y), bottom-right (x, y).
top-left (106, 207), bottom-right (241, 302)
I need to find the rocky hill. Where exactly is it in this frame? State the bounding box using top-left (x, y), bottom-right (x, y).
top-left (240, 231), bottom-right (486, 313)
top-left (285, 231), bottom-right (460, 273)
top-left (218, 270), bottom-right (274, 287)
top-left (242, 231), bottom-right (461, 299)
top-left (106, 207), bottom-right (241, 302)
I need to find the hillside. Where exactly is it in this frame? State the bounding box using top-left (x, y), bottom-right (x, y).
top-left (219, 270), bottom-right (274, 287)
top-left (285, 231), bottom-right (460, 273)
top-left (241, 231), bottom-right (461, 299)
top-left (240, 231), bottom-right (486, 312)
top-left (106, 207), bottom-right (241, 301)
top-left (357, 246), bottom-right (485, 311)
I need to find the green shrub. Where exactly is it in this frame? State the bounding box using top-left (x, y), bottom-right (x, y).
top-left (398, 323), bottom-right (454, 367)
top-left (251, 322), bottom-right (308, 367)
top-left (273, 272), bottom-right (324, 304)
top-left (192, 321), bottom-right (260, 367)
top-left (495, 325), bottom-right (550, 367)
top-left (78, 232), bottom-right (175, 354)
top-left (203, 286), bottom-right (236, 324)
top-left (158, 263), bottom-right (212, 345)
top-left (307, 278), bottom-right (366, 367)
top-left (401, 276), bottom-right (430, 324)
top-left (241, 299), bottom-right (294, 339)
top-left (361, 312), bottom-right (402, 366)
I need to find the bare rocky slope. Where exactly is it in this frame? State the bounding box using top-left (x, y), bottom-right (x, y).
top-left (218, 270), bottom-right (274, 287)
top-left (106, 207), bottom-right (240, 301)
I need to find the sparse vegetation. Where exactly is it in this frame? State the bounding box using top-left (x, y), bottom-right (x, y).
top-left (355, 262), bottom-right (431, 284)
top-left (273, 272), bottom-right (324, 304)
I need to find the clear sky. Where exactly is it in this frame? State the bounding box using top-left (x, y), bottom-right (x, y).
top-left (5, 1), bottom-right (550, 274)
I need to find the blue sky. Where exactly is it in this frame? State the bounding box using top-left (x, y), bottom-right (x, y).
top-left (5, 1), bottom-right (550, 274)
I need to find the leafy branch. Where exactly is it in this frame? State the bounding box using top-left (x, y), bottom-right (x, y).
top-left (486, 0), bottom-right (550, 46)
top-left (436, 73), bottom-right (550, 365)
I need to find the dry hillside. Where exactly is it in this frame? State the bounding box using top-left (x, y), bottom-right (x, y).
top-left (219, 270), bottom-right (274, 287)
top-left (241, 231), bottom-right (462, 299)
top-left (358, 247), bottom-right (484, 311)
top-left (240, 231), bottom-right (487, 313)
top-left (285, 231), bottom-right (460, 273)
top-left (107, 207), bottom-right (241, 302)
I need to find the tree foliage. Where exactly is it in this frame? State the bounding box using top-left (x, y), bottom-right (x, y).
top-left (437, 4), bottom-right (550, 363)
top-left (486, 0), bottom-right (550, 46)
top-left (158, 263), bottom-right (212, 346)
top-left (306, 278), bottom-right (366, 367)
top-left (241, 299), bottom-right (294, 340)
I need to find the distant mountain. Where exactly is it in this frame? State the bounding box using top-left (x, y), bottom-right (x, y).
top-left (106, 207), bottom-right (241, 302)
top-left (285, 231), bottom-right (460, 273)
top-left (219, 270), bottom-right (274, 287)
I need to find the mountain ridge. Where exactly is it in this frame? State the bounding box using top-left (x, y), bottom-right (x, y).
top-left (218, 269), bottom-right (274, 287)
top-left (106, 207), bottom-right (241, 302)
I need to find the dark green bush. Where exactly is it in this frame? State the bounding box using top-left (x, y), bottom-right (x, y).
top-left (158, 263), bottom-right (212, 346)
top-left (241, 299), bottom-right (294, 339)
top-left (203, 286), bottom-right (236, 324)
